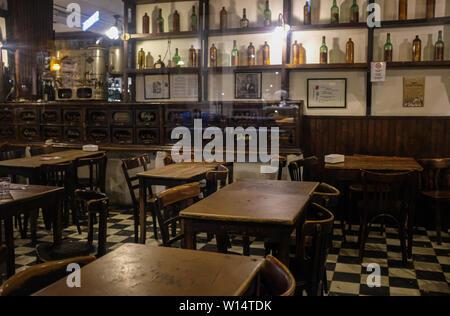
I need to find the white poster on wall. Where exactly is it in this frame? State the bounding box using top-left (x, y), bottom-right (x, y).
top-left (371, 62), bottom-right (386, 82)
top-left (172, 75), bottom-right (198, 98)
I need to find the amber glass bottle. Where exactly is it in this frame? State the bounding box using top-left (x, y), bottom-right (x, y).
top-left (263, 42), bottom-right (270, 65)
top-left (304, 1), bottom-right (311, 25)
top-left (138, 48), bottom-right (145, 69)
top-left (189, 45), bottom-right (197, 67)
top-left (426, 0), bottom-right (435, 19)
top-left (299, 44), bottom-right (306, 64)
top-left (292, 40), bottom-right (300, 65)
top-left (248, 42), bottom-right (256, 66)
top-left (220, 7), bottom-right (228, 30)
top-left (399, 0), bottom-right (408, 20)
top-left (142, 13), bottom-right (150, 34)
top-left (173, 10), bottom-right (180, 32)
top-left (346, 38), bottom-right (354, 64)
top-left (210, 44), bottom-right (217, 67)
top-left (412, 35), bottom-right (422, 62)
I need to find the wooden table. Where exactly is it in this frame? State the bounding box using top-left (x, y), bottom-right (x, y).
top-left (325, 155), bottom-right (423, 258)
top-left (0, 149), bottom-right (106, 183)
top-left (137, 162), bottom-right (226, 244)
top-left (34, 243), bottom-right (264, 296)
top-left (0, 185), bottom-right (64, 277)
top-left (180, 179), bottom-right (319, 266)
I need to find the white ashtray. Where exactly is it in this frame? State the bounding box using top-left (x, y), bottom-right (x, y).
top-left (82, 145), bottom-right (99, 152)
top-left (325, 154), bottom-right (345, 164)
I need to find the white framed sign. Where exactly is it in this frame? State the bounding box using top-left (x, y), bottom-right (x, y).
top-left (144, 74), bottom-right (170, 100)
top-left (307, 78), bottom-right (347, 109)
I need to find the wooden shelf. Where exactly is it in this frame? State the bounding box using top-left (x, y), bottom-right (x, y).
top-left (207, 26), bottom-right (277, 36)
top-left (379, 16), bottom-right (450, 28)
top-left (291, 22), bottom-right (367, 32)
top-left (386, 61), bottom-right (450, 69)
top-left (130, 0), bottom-right (199, 4)
top-left (286, 63), bottom-right (368, 71)
top-left (127, 67), bottom-right (200, 75)
top-left (131, 31), bottom-right (200, 41)
top-left (207, 65), bottom-right (284, 73)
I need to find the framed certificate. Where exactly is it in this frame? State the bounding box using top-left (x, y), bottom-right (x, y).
top-left (307, 78), bottom-right (347, 109)
top-left (235, 72), bottom-right (262, 99)
top-left (144, 74), bottom-right (170, 100)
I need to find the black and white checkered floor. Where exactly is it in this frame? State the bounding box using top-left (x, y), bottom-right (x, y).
top-left (1, 209), bottom-right (449, 296)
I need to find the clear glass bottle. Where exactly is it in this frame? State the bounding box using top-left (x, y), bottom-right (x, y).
top-left (156, 9), bottom-right (164, 33)
top-left (434, 30), bottom-right (444, 61)
top-left (248, 42), bottom-right (256, 66)
top-left (143, 13), bottom-right (150, 34)
top-left (264, 0), bottom-right (272, 27)
top-left (154, 55), bottom-right (165, 69)
top-left (399, 0), bottom-right (408, 21)
top-left (231, 40), bottom-right (239, 66)
top-left (384, 33), bottom-right (393, 62)
top-left (172, 48), bottom-right (181, 67)
top-left (263, 41), bottom-right (270, 65)
top-left (331, 0), bottom-right (339, 24)
top-left (189, 45), bottom-right (197, 67)
top-left (426, 0), bottom-right (435, 19)
top-left (191, 6), bottom-right (198, 31)
top-left (241, 9), bottom-right (249, 28)
top-left (210, 44), bottom-right (217, 67)
top-left (173, 10), bottom-right (180, 33)
top-left (292, 40), bottom-right (300, 65)
top-left (320, 36), bottom-right (328, 64)
top-left (304, 1), bottom-right (311, 25)
top-left (350, 0), bottom-right (359, 23)
top-left (346, 38), bottom-right (355, 64)
top-left (145, 52), bottom-right (153, 69)
top-left (299, 43), bottom-right (306, 64)
top-left (138, 48), bottom-right (145, 69)
top-left (412, 35), bottom-right (422, 62)
top-left (220, 7), bottom-right (228, 30)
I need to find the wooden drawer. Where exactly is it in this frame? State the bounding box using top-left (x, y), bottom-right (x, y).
top-left (0, 109), bottom-right (15, 123)
top-left (136, 109), bottom-right (159, 127)
top-left (136, 128), bottom-right (159, 145)
top-left (87, 109), bottom-right (108, 126)
top-left (40, 108), bottom-right (61, 124)
top-left (87, 127), bottom-right (110, 144)
top-left (112, 128), bottom-right (134, 145)
top-left (165, 109), bottom-right (192, 126)
top-left (63, 109), bottom-right (83, 126)
top-left (0, 125), bottom-right (16, 140)
top-left (41, 126), bottom-right (63, 141)
top-left (16, 109), bottom-right (38, 124)
top-left (64, 126), bottom-right (83, 143)
top-left (111, 109), bottom-right (133, 126)
top-left (19, 125), bottom-right (40, 141)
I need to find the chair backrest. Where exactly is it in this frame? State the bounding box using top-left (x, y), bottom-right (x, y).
top-left (311, 183), bottom-right (341, 213)
top-left (75, 153), bottom-right (107, 192)
top-left (288, 156), bottom-right (320, 182)
top-left (260, 255), bottom-right (296, 296)
top-left (155, 182), bottom-right (201, 247)
top-left (0, 150), bottom-right (24, 161)
top-left (42, 162), bottom-right (76, 197)
top-left (205, 165), bottom-right (228, 197)
top-left (30, 145), bottom-right (54, 156)
top-left (121, 154), bottom-right (151, 208)
top-left (0, 256), bottom-right (96, 296)
top-left (418, 158), bottom-right (450, 191)
top-left (271, 155), bottom-right (287, 180)
top-left (295, 203), bottom-right (334, 296)
top-left (74, 190), bottom-right (109, 213)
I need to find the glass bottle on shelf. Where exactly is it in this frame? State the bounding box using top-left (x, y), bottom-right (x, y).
top-left (241, 9), bottom-right (249, 28)
top-left (350, 0), bottom-right (359, 23)
top-left (320, 36), bottom-right (328, 64)
top-left (264, 0), bottom-right (272, 27)
top-left (412, 35), bottom-right (422, 62)
top-left (156, 9), bottom-right (164, 33)
top-left (331, 0), bottom-right (339, 24)
top-left (231, 40), bottom-right (239, 66)
top-left (154, 55), bottom-right (165, 69)
top-left (299, 43), bottom-right (306, 64)
top-left (210, 44), bottom-right (217, 67)
top-left (189, 45), bottom-right (197, 67)
top-left (263, 41), bottom-right (270, 65)
top-left (434, 30), bottom-right (444, 61)
top-left (384, 33), bottom-right (393, 62)
top-left (138, 48), bottom-right (145, 69)
top-left (426, 0), bottom-right (435, 19)
top-left (191, 6), bottom-right (198, 31)
top-left (248, 42), bottom-right (256, 66)
top-left (143, 13), bottom-right (150, 34)
top-left (220, 7), bottom-right (228, 30)
top-left (172, 48), bottom-right (181, 67)
top-left (304, 1), bottom-right (311, 25)
top-left (346, 38), bottom-right (355, 64)
top-left (145, 52), bottom-right (153, 69)
top-left (399, 0), bottom-right (408, 21)
top-left (292, 40), bottom-right (300, 65)
top-left (173, 10), bottom-right (180, 33)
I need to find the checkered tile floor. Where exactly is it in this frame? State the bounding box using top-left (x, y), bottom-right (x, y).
top-left (1, 209), bottom-right (449, 296)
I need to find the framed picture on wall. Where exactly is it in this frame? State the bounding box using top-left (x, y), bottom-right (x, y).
top-left (235, 72), bottom-right (262, 99)
top-left (307, 78), bottom-right (347, 109)
top-left (144, 74), bottom-right (170, 100)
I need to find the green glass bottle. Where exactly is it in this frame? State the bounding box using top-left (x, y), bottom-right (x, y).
top-left (156, 8), bottom-right (164, 33)
top-left (264, 0), bottom-right (272, 27)
top-left (350, 0), bottom-right (359, 23)
top-left (320, 36), bottom-right (328, 64)
top-left (191, 6), bottom-right (198, 31)
top-left (231, 40), bottom-right (239, 66)
top-left (172, 48), bottom-right (181, 67)
top-left (384, 33), bottom-right (393, 62)
top-left (331, 0), bottom-right (339, 24)
top-left (434, 30), bottom-right (444, 61)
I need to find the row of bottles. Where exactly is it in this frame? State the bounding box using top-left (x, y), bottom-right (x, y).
top-left (317, 37), bottom-right (355, 64)
top-left (220, 0), bottom-right (272, 30)
top-left (142, 6), bottom-right (197, 34)
top-left (383, 31), bottom-right (445, 62)
top-left (209, 42), bottom-right (271, 67)
top-left (137, 46), bottom-right (199, 69)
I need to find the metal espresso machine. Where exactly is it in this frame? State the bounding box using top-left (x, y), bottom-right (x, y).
top-left (55, 45), bottom-right (108, 101)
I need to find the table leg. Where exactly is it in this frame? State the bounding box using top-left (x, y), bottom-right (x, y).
top-left (139, 177), bottom-right (147, 244)
top-left (4, 217), bottom-right (15, 277)
top-left (183, 219), bottom-right (196, 250)
top-left (52, 194), bottom-right (63, 247)
top-left (216, 234), bottom-right (229, 254)
top-left (277, 231), bottom-right (291, 267)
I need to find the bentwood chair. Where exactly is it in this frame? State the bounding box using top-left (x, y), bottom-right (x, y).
top-left (154, 182), bottom-right (201, 247)
top-left (290, 203), bottom-right (334, 296)
top-left (121, 154), bottom-right (158, 243)
top-left (359, 170), bottom-right (414, 265)
top-left (288, 156), bottom-right (321, 182)
top-left (259, 255), bottom-right (296, 296)
top-left (74, 152), bottom-right (107, 193)
top-left (271, 155), bottom-right (287, 181)
top-left (418, 158), bottom-right (450, 244)
top-left (0, 256), bottom-right (96, 296)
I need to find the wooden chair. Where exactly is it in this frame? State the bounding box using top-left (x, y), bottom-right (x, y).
top-left (290, 203), bottom-right (334, 296)
top-left (269, 155), bottom-right (287, 180)
top-left (155, 182), bottom-right (201, 247)
top-left (30, 145), bottom-right (54, 156)
top-left (0, 256), bottom-right (96, 296)
top-left (418, 158), bottom-right (450, 244)
top-left (74, 152), bottom-right (107, 193)
top-left (288, 156), bottom-right (321, 182)
top-left (359, 170), bottom-right (414, 265)
top-left (259, 255), bottom-right (296, 296)
top-left (204, 165), bottom-right (228, 197)
top-left (121, 154), bottom-right (158, 243)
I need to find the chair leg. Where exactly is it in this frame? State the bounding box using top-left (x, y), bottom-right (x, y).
top-left (97, 210), bottom-right (108, 257)
top-left (88, 213), bottom-right (95, 247)
top-left (149, 205), bottom-right (158, 241)
top-left (133, 207), bottom-right (139, 244)
top-left (399, 222), bottom-right (408, 266)
top-left (359, 218), bottom-right (369, 264)
top-left (243, 236), bottom-right (250, 256)
top-left (30, 210), bottom-right (38, 245)
top-left (435, 202), bottom-right (442, 245)
top-left (323, 269), bottom-right (329, 294)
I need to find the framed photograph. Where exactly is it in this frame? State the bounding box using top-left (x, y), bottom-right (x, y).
top-left (235, 72), bottom-right (262, 99)
top-left (403, 77), bottom-right (425, 107)
top-left (144, 74), bottom-right (170, 100)
top-left (307, 78), bottom-right (347, 109)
